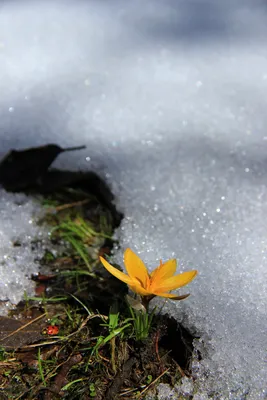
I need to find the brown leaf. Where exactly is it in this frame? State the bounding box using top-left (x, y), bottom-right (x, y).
top-left (44, 354), bottom-right (83, 400)
top-left (17, 345), bottom-right (60, 369)
top-left (0, 315), bottom-right (45, 350)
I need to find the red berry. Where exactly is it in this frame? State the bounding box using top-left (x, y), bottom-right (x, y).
top-left (46, 325), bottom-right (59, 335)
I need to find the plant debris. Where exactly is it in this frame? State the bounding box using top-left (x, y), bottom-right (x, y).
top-left (0, 315), bottom-right (44, 350)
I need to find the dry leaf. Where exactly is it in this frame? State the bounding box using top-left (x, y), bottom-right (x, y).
top-left (0, 316), bottom-right (44, 350)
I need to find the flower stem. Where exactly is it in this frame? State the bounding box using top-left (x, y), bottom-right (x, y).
top-left (141, 295), bottom-right (155, 312)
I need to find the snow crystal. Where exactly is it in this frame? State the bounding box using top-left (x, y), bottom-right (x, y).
top-left (0, 189), bottom-right (50, 314)
top-left (0, 0), bottom-right (267, 398)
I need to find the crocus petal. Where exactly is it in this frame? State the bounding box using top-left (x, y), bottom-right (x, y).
top-left (153, 292), bottom-right (190, 300)
top-left (99, 256), bottom-right (134, 286)
top-left (128, 283), bottom-right (152, 297)
top-left (150, 259), bottom-right (177, 289)
top-left (124, 248), bottom-right (150, 289)
top-left (155, 270), bottom-right (198, 292)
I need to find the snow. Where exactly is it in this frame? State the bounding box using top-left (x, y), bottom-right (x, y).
top-left (0, 190), bottom-right (50, 314)
top-left (0, 0), bottom-right (267, 398)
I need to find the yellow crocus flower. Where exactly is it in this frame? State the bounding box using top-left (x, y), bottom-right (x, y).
top-left (100, 248), bottom-right (197, 300)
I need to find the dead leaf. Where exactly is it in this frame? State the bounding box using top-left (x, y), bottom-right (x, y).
top-left (0, 315), bottom-right (45, 350)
